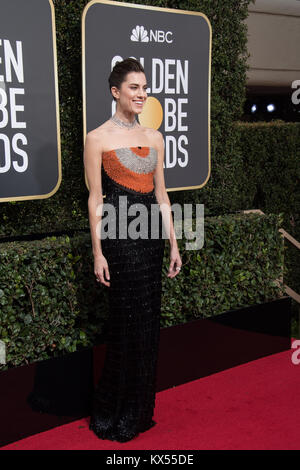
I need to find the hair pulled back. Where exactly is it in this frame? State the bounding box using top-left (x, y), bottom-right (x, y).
top-left (108, 58), bottom-right (145, 100)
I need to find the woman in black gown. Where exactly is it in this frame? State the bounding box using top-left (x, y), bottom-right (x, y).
top-left (84, 58), bottom-right (182, 442)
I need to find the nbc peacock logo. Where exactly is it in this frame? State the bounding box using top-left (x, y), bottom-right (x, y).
top-left (130, 25), bottom-right (149, 42)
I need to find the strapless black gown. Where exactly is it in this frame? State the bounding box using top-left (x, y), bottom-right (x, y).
top-left (89, 147), bottom-right (165, 442)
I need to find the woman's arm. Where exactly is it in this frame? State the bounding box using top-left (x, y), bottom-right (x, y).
top-left (153, 131), bottom-right (182, 278)
top-left (83, 132), bottom-right (110, 286)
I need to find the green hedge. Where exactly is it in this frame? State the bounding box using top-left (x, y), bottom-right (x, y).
top-left (233, 121), bottom-right (300, 297)
top-left (0, 212), bottom-right (286, 370)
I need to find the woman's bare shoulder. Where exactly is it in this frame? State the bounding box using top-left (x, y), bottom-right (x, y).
top-left (141, 126), bottom-right (164, 148)
top-left (86, 119), bottom-right (114, 144)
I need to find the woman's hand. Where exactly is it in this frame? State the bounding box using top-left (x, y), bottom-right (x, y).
top-left (167, 246), bottom-right (182, 279)
top-left (94, 254), bottom-right (110, 287)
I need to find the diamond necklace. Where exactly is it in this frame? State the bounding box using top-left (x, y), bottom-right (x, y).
top-left (110, 114), bottom-right (138, 130)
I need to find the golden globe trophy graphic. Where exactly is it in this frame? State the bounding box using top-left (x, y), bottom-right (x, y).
top-left (138, 96), bottom-right (164, 130)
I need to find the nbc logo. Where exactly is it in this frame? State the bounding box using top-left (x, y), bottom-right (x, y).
top-left (131, 25), bottom-right (149, 42)
top-left (130, 25), bottom-right (173, 44)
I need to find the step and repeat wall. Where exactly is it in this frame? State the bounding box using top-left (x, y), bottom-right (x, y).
top-left (0, 0), bottom-right (61, 202)
top-left (82, 0), bottom-right (211, 192)
top-left (0, 0), bottom-right (211, 202)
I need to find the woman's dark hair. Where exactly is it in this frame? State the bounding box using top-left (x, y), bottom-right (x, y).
top-left (108, 58), bottom-right (145, 100)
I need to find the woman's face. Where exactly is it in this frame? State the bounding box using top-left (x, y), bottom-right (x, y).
top-left (114, 71), bottom-right (147, 114)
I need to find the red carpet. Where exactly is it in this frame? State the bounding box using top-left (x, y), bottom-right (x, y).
top-left (2, 341), bottom-right (300, 450)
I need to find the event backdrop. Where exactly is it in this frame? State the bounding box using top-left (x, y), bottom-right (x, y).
top-left (82, 0), bottom-right (211, 192)
top-left (0, 0), bottom-right (61, 202)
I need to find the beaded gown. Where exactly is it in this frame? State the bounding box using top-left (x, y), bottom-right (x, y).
top-left (89, 146), bottom-right (165, 442)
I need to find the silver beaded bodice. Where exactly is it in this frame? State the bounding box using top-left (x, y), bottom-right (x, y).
top-left (114, 147), bottom-right (157, 174)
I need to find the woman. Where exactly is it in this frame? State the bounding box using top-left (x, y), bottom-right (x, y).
top-left (84, 58), bottom-right (182, 442)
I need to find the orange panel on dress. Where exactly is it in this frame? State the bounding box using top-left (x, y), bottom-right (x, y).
top-left (102, 150), bottom-right (155, 193)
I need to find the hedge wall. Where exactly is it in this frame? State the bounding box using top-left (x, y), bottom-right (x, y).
top-left (0, 212), bottom-right (286, 370)
top-left (234, 121), bottom-right (300, 299)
